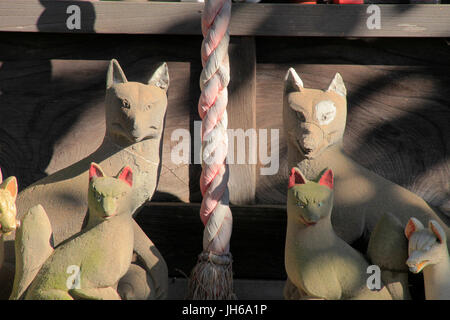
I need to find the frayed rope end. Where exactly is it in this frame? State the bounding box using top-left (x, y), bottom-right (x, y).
top-left (186, 251), bottom-right (236, 300)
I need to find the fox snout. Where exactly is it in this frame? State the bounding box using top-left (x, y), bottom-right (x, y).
top-left (299, 210), bottom-right (320, 226)
top-left (0, 218), bottom-right (20, 235)
top-left (101, 198), bottom-right (118, 219)
top-left (406, 254), bottom-right (429, 274)
top-left (298, 123), bottom-right (325, 156)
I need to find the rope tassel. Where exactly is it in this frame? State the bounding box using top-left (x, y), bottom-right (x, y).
top-left (187, 0), bottom-right (236, 300)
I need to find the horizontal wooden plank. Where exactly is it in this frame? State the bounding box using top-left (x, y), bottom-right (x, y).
top-left (136, 202), bottom-right (288, 280)
top-left (0, 1), bottom-right (449, 37)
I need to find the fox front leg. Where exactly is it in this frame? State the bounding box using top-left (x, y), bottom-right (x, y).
top-left (118, 264), bottom-right (156, 300)
top-left (128, 220), bottom-right (168, 300)
top-left (69, 287), bottom-right (121, 300)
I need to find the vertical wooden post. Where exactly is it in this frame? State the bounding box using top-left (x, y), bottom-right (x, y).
top-left (227, 36), bottom-right (257, 205)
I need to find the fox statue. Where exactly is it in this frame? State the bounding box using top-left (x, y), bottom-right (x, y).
top-left (283, 68), bottom-right (449, 247)
top-left (405, 218), bottom-right (450, 300)
top-left (0, 169), bottom-right (20, 298)
top-left (11, 163), bottom-right (136, 300)
top-left (284, 167), bottom-right (409, 300)
top-left (1, 59), bottom-right (169, 300)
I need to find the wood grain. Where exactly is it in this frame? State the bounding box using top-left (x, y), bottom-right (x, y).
top-left (1, 1), bottom-right (450, 37)
top-left (227, 37), bottom-right (257, 205)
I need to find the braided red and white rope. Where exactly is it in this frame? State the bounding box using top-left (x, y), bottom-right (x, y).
top-left (198, 0), bottom-right (232, 256)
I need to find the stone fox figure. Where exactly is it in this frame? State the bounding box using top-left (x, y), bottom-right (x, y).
top-left (405, 218), bottom-right (450, 300)
top-left (11, 163), bottom-right (136, 300)
top-left (283, 68), bottom-right (449, 247)
top-left (0, 169), bottom-right (21, 297)
top-left (2, 60), bottom-right (169, 300)
top-left (284, 167), bottom-right (409, 300)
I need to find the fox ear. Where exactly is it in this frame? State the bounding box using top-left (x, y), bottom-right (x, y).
top-left (1, 176), bottom-right (18, 201)
top-left (117, 166), bottom-right (133, 187)
top-left (404, 217), bottom-right (424, 240)
top-left (89, 163), bottom-right (105, 181)
top-left (288, 167), bottom-right (307, 189)
top-left (0, 167), bottom-right (2, 184)
top-left (327, 73), bottom-right (346, 97)
top-left (148, 62), bottom-right (169, 92)
top-left (284, 68), bottom-right (304, 93)
top-left (429, 220), bottom-right (446, 244)
top-left (318, 169), bottom-right (333, 190)
top-left (107, 59), bottom-right (128, 89)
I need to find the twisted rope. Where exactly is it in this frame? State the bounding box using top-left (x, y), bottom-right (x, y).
top-left (187, 0), bottom-right (234, 300)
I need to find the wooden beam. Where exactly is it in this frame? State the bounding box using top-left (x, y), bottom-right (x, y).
top-left (136, 202), bottom-right (287, 279)
top-left (1, 1), bottom-right (450, 37)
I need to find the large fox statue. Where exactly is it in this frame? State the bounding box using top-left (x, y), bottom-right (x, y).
top-left (1, 59), bottom-right (169, 300)
top-left (283, 68), bottom-right (449, 247)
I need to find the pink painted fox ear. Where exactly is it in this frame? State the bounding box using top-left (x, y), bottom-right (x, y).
top-left (1, 176), bottom-right (18, 201)
top-left (0, 168), bottom-right (2, 184)
top-left (404, 217), bottom-right (424, 240)
top-left (89, 163), bottom-right (105, 181)
top-left (318, 169), bottom-right (333, 190)
top-left (118, 166), bottom-right (133, 187)
top-left (288, 167), bottom-right (307, 189)
top-left (429, 220), bottom-right (446, 244)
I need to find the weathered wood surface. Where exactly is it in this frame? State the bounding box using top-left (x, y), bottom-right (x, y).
top-left (0, 33), bottom-right (448, 213)
top-left (1, 1), bottom-right (450, 37)
top-left (227, 37), bottom-right (257, 205)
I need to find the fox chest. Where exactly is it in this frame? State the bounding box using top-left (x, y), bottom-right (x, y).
top-left (285, 243), bottom-right (338, 297)
top-left (285, 236), bottom-right (368, 299)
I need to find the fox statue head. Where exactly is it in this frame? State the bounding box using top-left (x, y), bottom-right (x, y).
top-left (283, 68), bottom-right (347, 160)
top-left (0, 168), bottom-right (20, 236)
top-left (105, 59), bottom-right (169, 146)
top-left (88, 163), bottom-right (134, 225)
top-left (404, 218), bottom-right (448, 274)
top-left (287, 167), bottom-right (334, 227)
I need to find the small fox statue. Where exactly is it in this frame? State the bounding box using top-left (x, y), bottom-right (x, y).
top-left (11, 163), bottom-right (136, 300)
top-left (405, 218), bottom-right (450, 300)
top-left (0, 169), bottom-right (20, 297)
top-left (284, 167), bottom-right (409, 300)
top-left (283, 68), bottom-right (449, 246)
top-left (0, 169), bottom-right (20, 238)
top-left (2, 59), bottom-right (169, 300)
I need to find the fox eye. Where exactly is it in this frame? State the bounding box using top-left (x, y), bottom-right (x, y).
top-left (296, 202), bottom-right (305, 208)
top-left (318, 202), bottom-right (323, 207)
top-left (95, 194), bottom-right (102, 202)
top-left (315, 100), bottom-right (336, 125)
top-left (146, 104), bottom-right (152, 110)
top-left (121, 99), bottom-right (131, 109)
